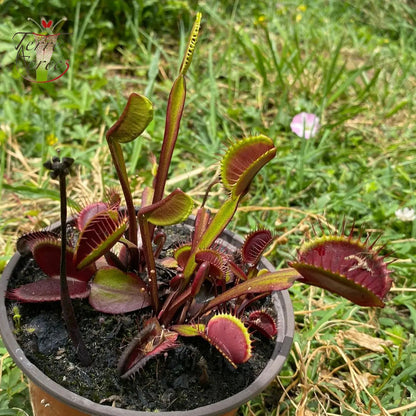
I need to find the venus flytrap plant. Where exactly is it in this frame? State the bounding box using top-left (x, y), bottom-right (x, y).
top-left (7, 13), bottom-right (393, 382)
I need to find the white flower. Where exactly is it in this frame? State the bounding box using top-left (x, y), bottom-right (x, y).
top-left (290, 112), bottom-right (320, 139)
top-left (395, 207), bottom-right (416, 222)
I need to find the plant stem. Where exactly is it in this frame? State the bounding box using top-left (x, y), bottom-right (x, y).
top-left (107, 140), bottom-right (138, 246)
top-left (58, 170), bottom-right (92, 366)
top-left (137, 213), bottom-right (159, 313)
top-left (297, 137), bottom-right (307, 189)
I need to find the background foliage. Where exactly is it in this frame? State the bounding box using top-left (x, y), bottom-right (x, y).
top-left (1, 0), bottom-right (415, 414)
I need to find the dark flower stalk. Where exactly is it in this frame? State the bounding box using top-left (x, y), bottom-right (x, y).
top-left (44, 156), bottom-right (92, 366)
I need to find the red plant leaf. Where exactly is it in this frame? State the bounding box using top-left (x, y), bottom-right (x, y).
top-left (290, 235), bottom-right (393, 307)
top-left (16, 231), bottom-right (60, 255)
top-left (204, 313), bottom-right (252, 367)
top-left (195, 249), bottom-right (227, 280)
top-left (8, 239), bottom-right (95, 303)
top-left (190, 261), bottom-right (210, 295)
top-left (152, 12), bottom-right (201, 204)
top-left (183, 197), bottom-right (240, 281)
top-left (191, 207), bottom-right (211, 251)
top-left (242, 229), bottom-right (273, 265)
top-left (118, 318), bottom-right (178, 378)
top-left (169, 272), bottom-right (184, 289)
top-left (7, 278), bottom-right (90, 302)
top-left (33, 241), bottom-right (95, 282)
top-left (76, 202), bottom-right (108, 231)
top-left (74, 209), bottom-right (127, 269)
top-left (247, 310), bottom-right (277, 338)
top-left (229, 261), bottom-right (248, 281)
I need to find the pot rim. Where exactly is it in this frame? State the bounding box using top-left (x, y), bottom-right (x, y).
top-left (0, 219), bottom-right (294, 416)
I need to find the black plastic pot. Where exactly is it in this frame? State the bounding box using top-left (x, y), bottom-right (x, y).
top-left (0, 218), bottom-right (294, 416)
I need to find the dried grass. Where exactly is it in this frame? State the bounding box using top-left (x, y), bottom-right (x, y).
top-left (0, 130), bottom-right (106, 258)
top-left (272, 291), bottom-right (415, 416)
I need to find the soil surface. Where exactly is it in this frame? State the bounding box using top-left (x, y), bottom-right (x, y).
top-left (6, 223), bottom-right (277, 412)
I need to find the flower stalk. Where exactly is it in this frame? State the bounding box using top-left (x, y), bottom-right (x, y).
top-left (44, 156), bottom-right (92, 366)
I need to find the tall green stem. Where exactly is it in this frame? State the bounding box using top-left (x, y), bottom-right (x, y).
top-left (107, 139), bottom-right (138, 246)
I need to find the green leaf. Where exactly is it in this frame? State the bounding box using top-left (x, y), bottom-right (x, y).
top-left (152, 75), bottom-right (186, 204)
top-left (0, 410), bottom-right (29, 416)
top-left (203, 268), bottom-right (299, 312)
top-left (179, 12), bottom-right (202, 76)
top-left (171, 323), bottom-right (205, 336)
top-left (140, 189), bottom-right (193, 226)
top-left (2, 184), bottom-right (80, 210)
top-left (174, 244), bottom-right (192, 268)
top-left (152, 13), bottom-right (201, 204)
top-left (106, 93), bottom-right (153, 143)
top-left (183, 197), bottom-right (240, 280)
top-left (199, 197), bottom-right (241, 251)
top-left (221, 135), bottom-right (276, 198)
top-left (89, 267), bottom-right (150, 314)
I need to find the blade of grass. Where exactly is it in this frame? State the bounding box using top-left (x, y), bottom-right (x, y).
top-left (2, 184), bottom-right (80, 211)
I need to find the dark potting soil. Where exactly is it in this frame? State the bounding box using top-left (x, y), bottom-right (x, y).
top-left (6, 223), bottom-right (276, 412)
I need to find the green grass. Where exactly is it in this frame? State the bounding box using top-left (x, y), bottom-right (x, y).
top-left (1, 0), bottom-right (416, 414)
top-left (0, 339), bottom-right (30, 415)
